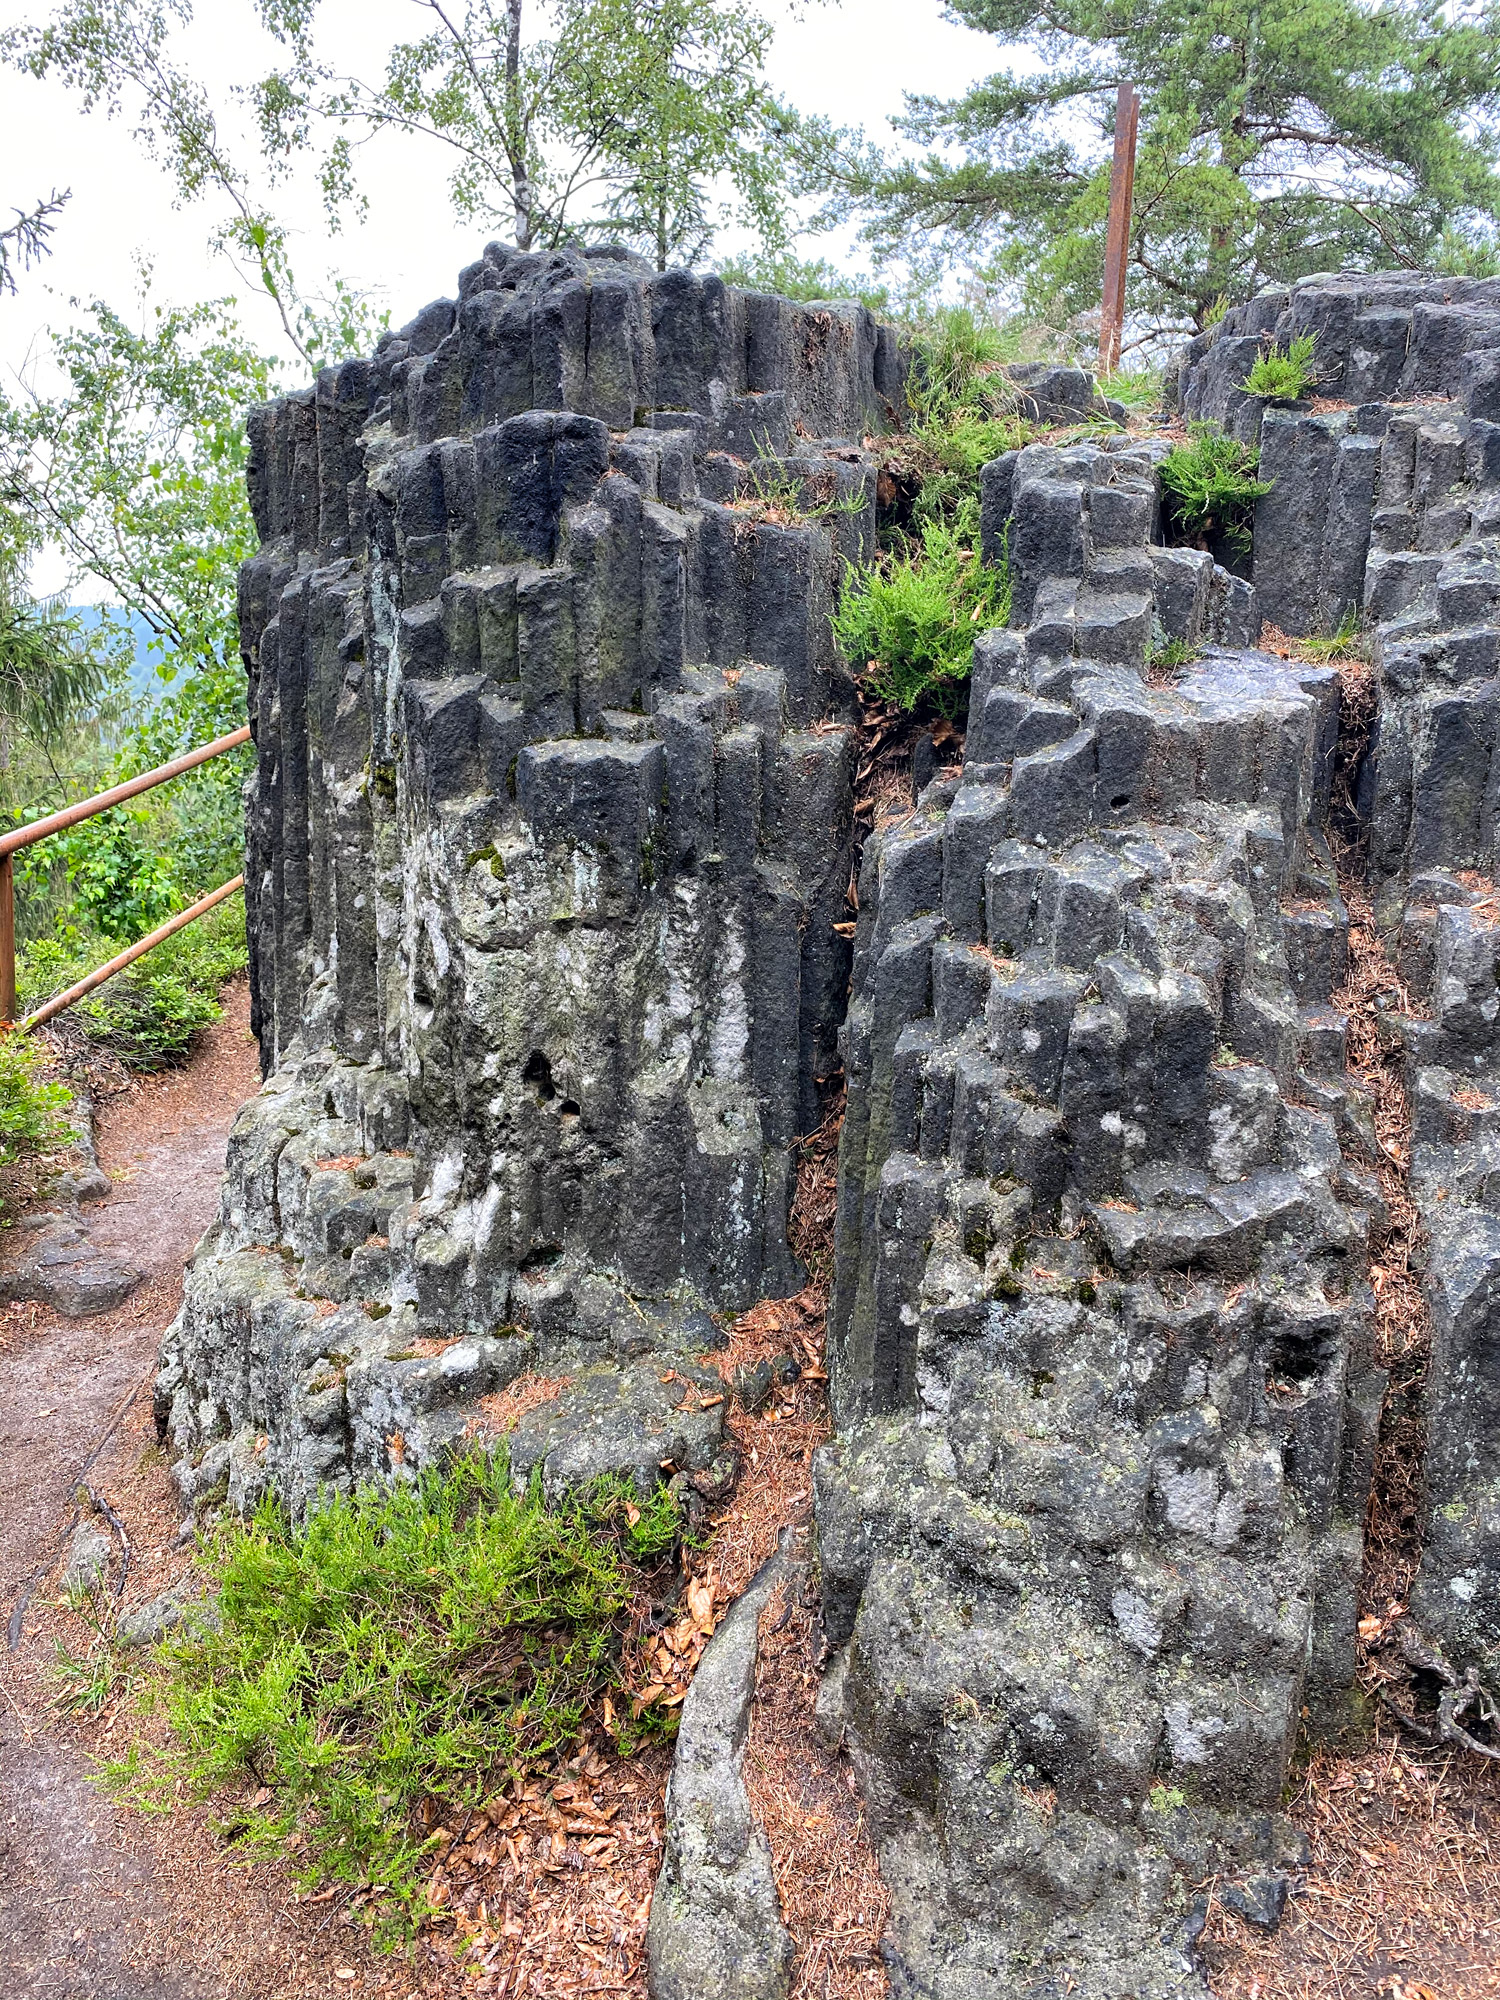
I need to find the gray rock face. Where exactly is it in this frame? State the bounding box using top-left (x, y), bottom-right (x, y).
top-left (807, 277), bottom-right (1500, 1993)
top-left (647, 1555), bottom-right (793, 2000)
top-left (0, 1211), bottom-right (143, 1316)
top-left (161, 245), bottom-right (902, 1501)
top-left (1175, 271), bottom-right (1500, 443)
top-left (61, 1524), bottom-right (112, 1599)
top-left (1179, 282), bottom-right (1500, 1699)
top-left (114, 1587), bottom-right (221, 1650)
top-left (818, 429), bottom-right (1374, 1994)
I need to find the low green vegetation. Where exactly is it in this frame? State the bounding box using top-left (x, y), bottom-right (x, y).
top-left (1098, 364), bottom-right (1163, 413)
top-left (1143, 635), bottom-right (1199, 682)
top-left (1296, 610), bottom-right (1368, 664)
top-left (902, 308), bottom-right (1047, 530)
top-left (833, 497), bottom-right (1009, 714)
top-left (109, 1453), bottom-right (689, 1937)
top-left (828, 307), bottom-right (1044, 715)
top-left (18, 896), bottom-right (249, 1070)
top-left (0, 1030), bottom-right (74, 1168)
top-left (1243, 333), bottom-right (1318, 402)
top-left (734, 455), bottom-right (866, 527)
top-left (1159, 423), bottom-right (1272, 555)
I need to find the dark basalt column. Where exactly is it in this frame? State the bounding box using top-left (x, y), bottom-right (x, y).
top-left (159, 245), bottom-right (901, 1512)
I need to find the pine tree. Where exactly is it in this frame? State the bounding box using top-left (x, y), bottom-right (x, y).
top-left (797, 0), bottom-right (1500, 338)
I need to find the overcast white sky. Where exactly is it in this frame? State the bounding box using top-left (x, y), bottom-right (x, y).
top-left (0, 0), bottom-right (1002, 384)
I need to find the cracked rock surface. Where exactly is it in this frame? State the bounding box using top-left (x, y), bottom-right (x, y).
top-left (647, 1552), bottom-right (794, 2000)
top-left (160, 244), bottom-right (899, 1507)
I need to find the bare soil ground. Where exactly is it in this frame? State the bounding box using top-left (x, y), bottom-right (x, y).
top-left (1205, 1733), bottom-right (1500, 1998)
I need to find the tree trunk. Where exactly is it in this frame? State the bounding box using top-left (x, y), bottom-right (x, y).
top-left (506, 0), bottom-right (533, 251)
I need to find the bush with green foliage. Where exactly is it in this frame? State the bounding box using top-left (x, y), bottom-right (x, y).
top-left (902, 308), bottom-right (1044, 524)
top-left (0, 1030), bottom-right (73, 1169)
top-left (19, 895), bottom-right (248, 1070)
top-left (111, 1453), bottom-right (688, 1935)
top-left (1159, 424), bottom-right (1273, 556)
top-left (1243, 333), bottom-right (1318, 402)
top-left (860, 305), bottom-right (1070, 560)
top-left (834, 496), bottom-right (1009, 714)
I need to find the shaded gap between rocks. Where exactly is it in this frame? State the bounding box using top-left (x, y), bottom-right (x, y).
top-left (1327, 660), bottom-right (1434, 1669)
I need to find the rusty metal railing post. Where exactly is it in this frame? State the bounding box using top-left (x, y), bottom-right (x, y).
top-left (0, 853), bottom-right (14, 1027)
top-left (18, 874), bottom-right (245, 1034)
top-left (1100, 81), bottom-right (1141, 377)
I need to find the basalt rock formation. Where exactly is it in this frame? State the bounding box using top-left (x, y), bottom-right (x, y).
top-left (159, 256), bottom-right (1500, 1997)
top-left (158, 242), bottom-right (896, 1518)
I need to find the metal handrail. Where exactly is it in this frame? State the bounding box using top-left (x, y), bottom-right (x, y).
top-left (0, 723), bottom-right (252, 1027)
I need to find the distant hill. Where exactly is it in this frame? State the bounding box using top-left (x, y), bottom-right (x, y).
top-left (68, 605), bottom-right (163, 708)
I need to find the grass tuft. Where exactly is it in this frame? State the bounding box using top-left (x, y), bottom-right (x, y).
top-left (1159, 422), bottom-right (1273, 556)
top-left (108, 1452), bottom-right (688, 1938)
top-left (833, 497), bottom-right (1009, 714)
top-left (900, 308), bottom-right (1045, 530)
top-left (1296, 610), bottom-right (1368, 664)
top-left (1243, 331), bottom-right (1318, 402)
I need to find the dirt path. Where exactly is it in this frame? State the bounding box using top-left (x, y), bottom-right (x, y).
top-left (0, 992), bottom-right (427, 2000)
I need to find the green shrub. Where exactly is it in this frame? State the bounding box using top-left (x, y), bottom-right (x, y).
top-left (47, 807), bottom-right (182, 941)
top-left (908, 306), bottom-right (1017, 421)
top-left (19, 896), bottom-right (248, 1070)
top-left (1243, 332), bottom-right (1318, 402)
top-left (833, 496), bottom-right (1009, 713)
top-left (0, 1031), bottom-right (73, 1168)
top-left (714, 249), bottom-right (894, 313)
top-left (1159, 423), bottom-right (1273, 555)
top-left (112, 1453), bottom-right (687, 1935)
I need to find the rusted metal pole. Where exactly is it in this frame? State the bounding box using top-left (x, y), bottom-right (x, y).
top-left (18, 875), bottom-right (245, 1035)
top-left (1100, 81), bottom-right (1142, 377)
top-left (0, 854), bottom-right (14, 1027)
top-left (0, 724), bottom-right (252, 862)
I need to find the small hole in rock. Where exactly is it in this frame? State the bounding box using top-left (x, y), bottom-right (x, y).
top-left (523, 1051), bottom-right (556, 1102)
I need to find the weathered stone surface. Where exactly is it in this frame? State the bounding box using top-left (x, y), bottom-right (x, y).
top-left (164, 248), bottom-right (896, 1503)
top-left (166, 255), bottom-right (1500, 1991)
top-left (816, 410), bottom-right (1380, 1995)
top-left (0, 1211), bottom-right (143, 1316)
top-left (61, 1525), bottom-right (112, 1599)
top-left (647, 1554), bottom-right (793, 2000)
top-left (1177, 271), bottom-right (1500, 438)
top-left (115, 1587), bottom-right (222, 1650)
